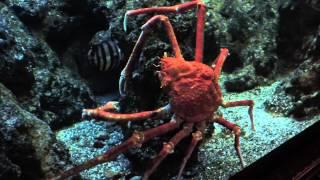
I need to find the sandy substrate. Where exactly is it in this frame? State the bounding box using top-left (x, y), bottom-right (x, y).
top-left (196, 81), bottom-right (318, 179)
top-left (56, 121), bottom-right (130, 179)
top-left (56, 80), bottom-right (318, 180)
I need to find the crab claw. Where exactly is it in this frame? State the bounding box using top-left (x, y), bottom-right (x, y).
top-left (119, 69), bottom-right (126, 97)
top-left (123, 12), bottom-right (129, 32)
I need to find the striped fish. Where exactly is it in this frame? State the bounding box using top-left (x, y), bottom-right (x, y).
top-left (87, 30), bottom-right (124, 72)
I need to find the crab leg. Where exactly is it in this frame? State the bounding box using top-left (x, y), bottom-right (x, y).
top-left (124, 0), bottom-right (206, 62)
top-left (212, 48), bottom-right (229, 82)
top-left (211, 48), bottom-right (255, 129)
top-left (195, 1), bottom-right (206, 62)
top-left (143, 123), bottom-right (194, 180)
top-left (95, 101), bottom-right (119, 112)
top-left (211, 48), bottom-right (229, 98)
top-left (177, 121), bottom-right (206, 180)
top-left (119, 30), bottom-right (147, 96)
top-left (213, 115), bottom-right (245, 168)
top-left (82, 104), bottom-right (170, 122)
top-left (124, 1), bottom-right (198, 31)
top-left (50, 116), bottom-right (182, 180)
top-left (120, 14), bottom-right (183, 95)
top-left (142, 15), bottom-right (182, 59)
top-left (222, 100), bottom-right (255, 130)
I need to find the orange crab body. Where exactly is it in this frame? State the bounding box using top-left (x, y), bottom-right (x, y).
top-left (160, 57), bottom-right (221, 122)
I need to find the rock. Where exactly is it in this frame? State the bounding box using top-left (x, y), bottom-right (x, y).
top-left (253, 55), bottom-right (277, 77)
top-left (56, 120), bottom-right (130, 179)
top-left (93, 140), bottom-right (105, 149)
top-left (224, 74), bottom-right (259, 92)
top-left (265, 60), bottom-right (320, 118)
top-left (38, 0), bottom-right (123, 93)
top-left (40, 0), bottom-right (114, 54)
top-left (0, 83), bottom-right (72, 180)
top-left (0, 9), bottom-right (35, 95)
top-left (205, 0), bottom-right (278, 79)
top-left (6, 0), bottom-right (48, 26)
top-left (278, 1), bottom-right (320, 67)
top-left (0, 144), bottom-right (21, 179)
top-left (22, 67), bottom-right (96, 129)
top-left (0, 3), bottom-right (95, 129)
top-left (265, 5), bottom-right (320, 119)
top-left (264, 84), bottom-right (295, 116)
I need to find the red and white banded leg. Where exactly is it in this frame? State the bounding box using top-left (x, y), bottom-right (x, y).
top-left (222, 100), bottom-right (255, 130)
top-left (50, 116), bottom-right (182, 180)
top-left (120, 14), bottom-right (183, 95)
top-left (177, 121), bottom-right (206, 180)
top-left (143, 123), bottom-right (194, 180)
top-left (82, 104), bottom-right (171, 122)
top-left (213, 115), bottom-right (246, 168)
top-left (124, 0), bottom-right (206, 62)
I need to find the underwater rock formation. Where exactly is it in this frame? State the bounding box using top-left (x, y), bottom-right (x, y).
top-left (265, 1), bottom-right (320, 119)
top-left (35, 0), bottom-right (127, 93)
top-left (0, 83), bottom-right (72, 180)
top-left (56, 120), bottom-right (130, 179)
top-left (224, 74), bottom-right (261, 92)
top-left (205, 0), bottom-right (278, 92)
top-left (265, 60), bottom-right (320, 118)
top-left (0, 2), bottom-right (99, 179)
top-left (278, 0), bottom-right (320, 67)
top-left (6, 0), bottom-right (48, 26)
top-left (0, 2), bottom-right (95, 129)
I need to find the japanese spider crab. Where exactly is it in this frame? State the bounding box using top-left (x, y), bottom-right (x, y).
top-left (52, 0), bottom-right (255, 179)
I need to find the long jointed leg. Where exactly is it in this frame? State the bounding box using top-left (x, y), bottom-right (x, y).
top-left (177, 121), bottom-right (206, 180)
top-left (211, 48), bottom-right (229, 99)
top-left (124, 1), bottom-right (198, 31)
top-left (82, 104), bottom-right (171, 122)
top-left (119, 30), bottom-right (148, 96)
top-left (211, 48), bottom-right (255, 130)
top-left (120, 14), bottom-right (183, 95)
top-left (195, 1), bottom-right (206, 62)
top-left (222, 100), bottom-right (255, 130)
top-left (212, 48), bottom-right (229, 83)
top-left (141, 15), bottom-right (182, 59)
top-left (95, 101), bottom-right (120, 112)
top-left (124, 0), bottom-right (206, 62)
top-left (50, 116), bottom-right (181, 180)
top-left (143, 123), bottom-right (194, 180)
top-left (214, 116), bottom-right (246, 168)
